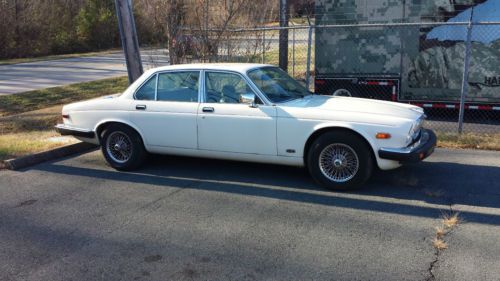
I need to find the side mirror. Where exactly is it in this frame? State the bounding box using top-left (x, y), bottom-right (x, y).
top-left (240, 93), bottom-right (258, 107)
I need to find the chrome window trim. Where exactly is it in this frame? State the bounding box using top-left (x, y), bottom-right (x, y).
top-left (154, 73), bottom-right (159, 101)
top-left (154, 70), bottom-right (202, 103)
top-left (133, 73), bottom-right (157, 101)
top-left (200, 69), bottom-right (206, 103)
top-left (133, 69), bottom-right (203, 102)
top-left (202, 69), bottom-right (271, 106)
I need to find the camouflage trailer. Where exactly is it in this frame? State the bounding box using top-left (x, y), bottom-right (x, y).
top-left (314, 0), bottom-right (500, 110)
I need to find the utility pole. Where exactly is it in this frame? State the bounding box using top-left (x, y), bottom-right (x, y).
top-left (279, 0), bottom-right (289, 71)
top-left (115, 0), bottom-right (143, 84)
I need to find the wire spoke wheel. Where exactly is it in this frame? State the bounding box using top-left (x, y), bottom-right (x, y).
top-left (318, 143), bottom-right (359, 183)
top-left (106, 131), bottom-right (133, 164)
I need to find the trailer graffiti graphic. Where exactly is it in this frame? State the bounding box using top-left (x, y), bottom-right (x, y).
top-left (315, 0), bottom-right (500, 106)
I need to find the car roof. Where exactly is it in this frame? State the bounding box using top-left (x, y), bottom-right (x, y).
top-left (144, 63), bottom-right (274, 75)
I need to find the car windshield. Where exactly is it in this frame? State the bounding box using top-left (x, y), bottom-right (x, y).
top-left (248, 67), bottom-right (311, 103)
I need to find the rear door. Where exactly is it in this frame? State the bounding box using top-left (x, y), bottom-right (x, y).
top-left (130, 70), bottom-right (200, 149)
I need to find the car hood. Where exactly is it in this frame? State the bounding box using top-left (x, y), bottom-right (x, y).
top-left (278, 95), bottom-right (423, 120)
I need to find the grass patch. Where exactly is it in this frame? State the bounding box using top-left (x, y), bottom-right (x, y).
top-left (290, 17), bottom-right (313, 25)
top-left (0, 105), bottom-right (75, 162)
top-left (432, 238), bottom-right (448, 250)
top-left (0, 49), bottom-right (119, 66)
top-left (0, 131), bottom-right (77, 161)
top-left (442, 213), bottom-right (460, 229)
top-left (436, 131), bottom-right (500, 151)
top-left (0, 76), bottom-right (128, 117)
top-left (263, 45), bottom-right (314, 79)
top-left (263, 19), bottom-right (314, 27)
top-left (431, 212), bottom-right (461, 251)
top-left (435, 226), bottom-right (447, 238)
top-left (0, 77), bottom-right (128, 162)
top-left (0, 105), bottom-right (62, 134)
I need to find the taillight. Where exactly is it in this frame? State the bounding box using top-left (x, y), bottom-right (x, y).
top-left (62, 114), bottom-right (70, 119)
top-left (315, 79), bottom-right (326, 85)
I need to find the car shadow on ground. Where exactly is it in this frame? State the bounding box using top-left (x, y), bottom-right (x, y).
top-left (31, 152), bottom-right (500, 226)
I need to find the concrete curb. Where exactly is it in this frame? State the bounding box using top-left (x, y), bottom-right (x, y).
top-left (3, 142), bottom-right (98, 170)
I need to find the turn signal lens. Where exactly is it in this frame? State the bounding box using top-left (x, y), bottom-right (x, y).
top-left (376, 133), bottom-right (391, 139)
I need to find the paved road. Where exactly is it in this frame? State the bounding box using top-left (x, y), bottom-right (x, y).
top-left (0, 49), bottom-right (169, 95)
top-left (0, 36), bottom-right (301, 96)
top-left (0, 148), bottom-right (499, 281)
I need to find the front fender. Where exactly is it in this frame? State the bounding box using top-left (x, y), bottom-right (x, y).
top-left (306, 122), bottom-right (401, 171)
top-left (310, 122), bottom-right (378, 152)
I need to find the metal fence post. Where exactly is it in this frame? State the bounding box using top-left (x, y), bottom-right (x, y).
top-left (262, 29), bottom-right (266, 64)
top-left (227, 33), bottom-right (230, 60)
top-left (458, 11), bottom-right (474, 134)
top-left (305, 26), bottom-right (313, 90)
top-left (292, 28), bottom-right (296, 77)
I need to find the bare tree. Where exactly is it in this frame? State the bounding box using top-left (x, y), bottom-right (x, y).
top-left (185, 0), bottom-right (279, 62)
top-left (138, 0), bottom-right (187, 64)
top-left (0, 0), bottom-right (280, 60)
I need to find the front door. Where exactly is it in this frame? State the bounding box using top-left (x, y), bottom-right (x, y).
top-left (130, 71), bottom-right (200, 149)
top-left (197, 71), bottom-right (277, 155)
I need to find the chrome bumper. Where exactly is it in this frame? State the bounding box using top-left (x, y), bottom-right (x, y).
top-left (378, 129), bottom-right (437, 163)
top-left (55, 124), bottom-right (95, 139)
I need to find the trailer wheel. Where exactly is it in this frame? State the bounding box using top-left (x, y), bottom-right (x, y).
top-left (332, 88), bottom-right (353, 97)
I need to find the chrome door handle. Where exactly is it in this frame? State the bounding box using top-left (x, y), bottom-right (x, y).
top-left (136, 104), bottom-right (147, 110)
top-left (202, 107), bottom-right (214, 113)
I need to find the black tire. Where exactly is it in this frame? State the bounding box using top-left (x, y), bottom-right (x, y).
top-left (100, 124), bottom-right (147, 171)
top-left (332, 88), bottom-right (354, 97)
top-left (307, 131), bottom-right (373, 190)
top-left (333, 85), bottom-right (361, 97)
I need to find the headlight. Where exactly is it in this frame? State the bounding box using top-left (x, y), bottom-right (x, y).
top-left (407, 115), bottom-right (425, 144)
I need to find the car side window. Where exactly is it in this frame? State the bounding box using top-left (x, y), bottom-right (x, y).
top-left (205, 72), bottom-right (261, 104)
top-left (157, 71), bottom-right (199, 102)
top-left (135, 75), bottom-right (156, 100)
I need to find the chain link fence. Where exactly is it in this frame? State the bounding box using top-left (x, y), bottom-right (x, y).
top-left (141, 21), bottom-right (500, 139)
top-left (312, 21), bottom-right (500, 137)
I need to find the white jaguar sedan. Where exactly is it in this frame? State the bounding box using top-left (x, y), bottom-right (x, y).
top-left (56, 63), bottom-right (436, 190)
